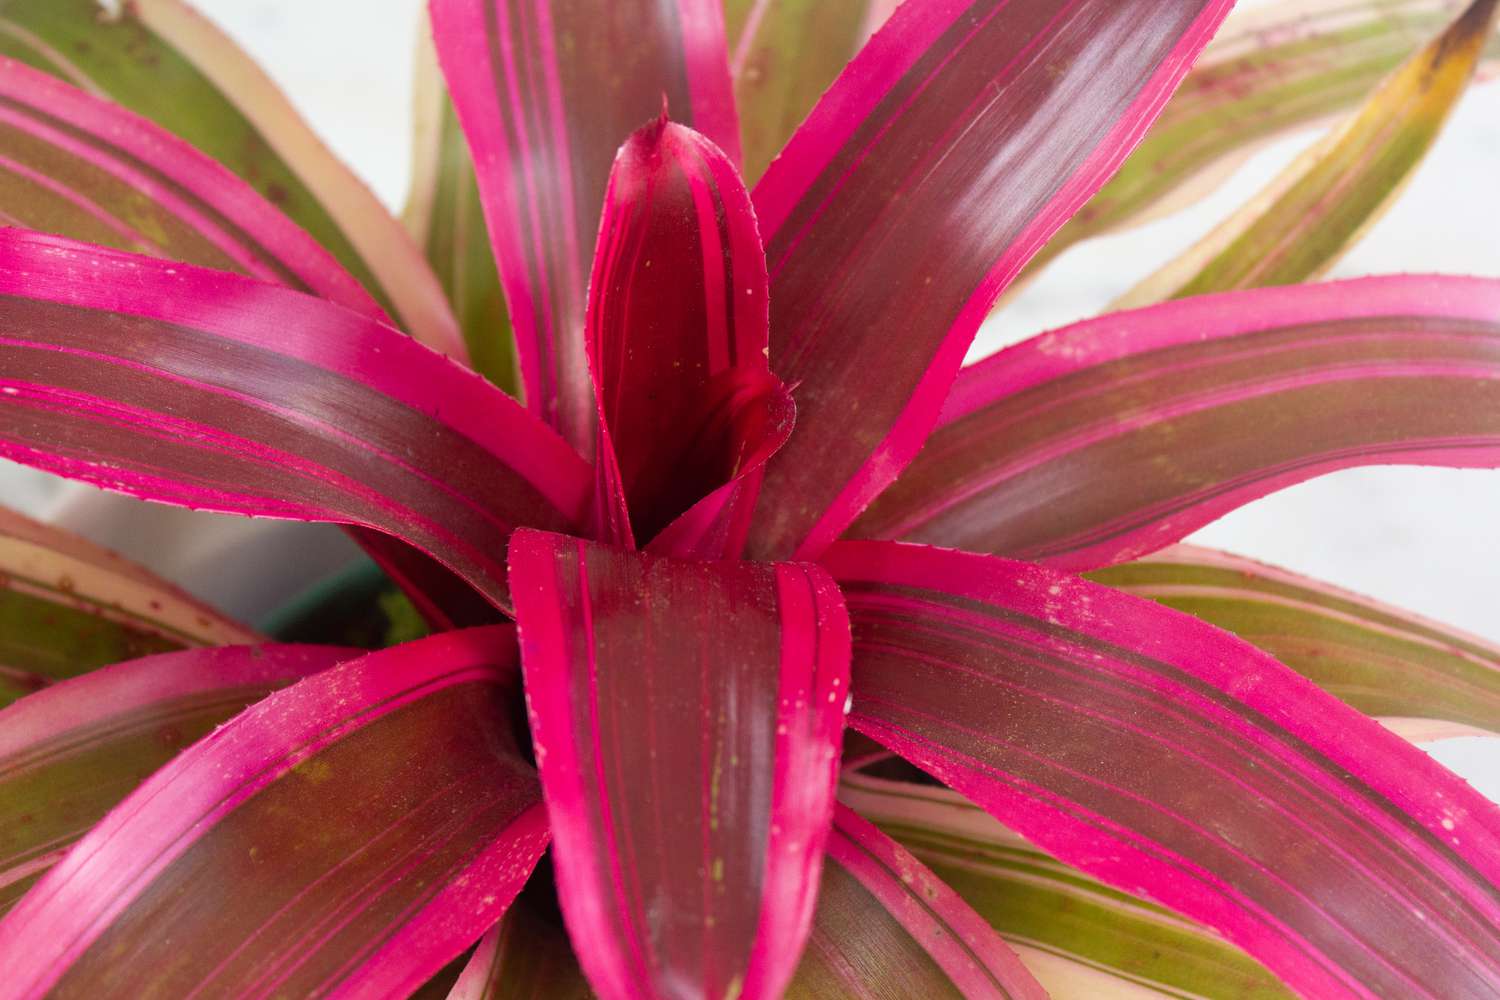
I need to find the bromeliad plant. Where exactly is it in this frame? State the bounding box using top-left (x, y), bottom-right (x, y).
top-left (1, 0), bottom-right (1500, 996)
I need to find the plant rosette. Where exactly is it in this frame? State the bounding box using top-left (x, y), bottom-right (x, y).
top-left (1, 1), bottom-right (1499, 998)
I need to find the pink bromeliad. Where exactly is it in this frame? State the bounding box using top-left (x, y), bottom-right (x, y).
top-left (1, 0), bottom-right (1499, 997)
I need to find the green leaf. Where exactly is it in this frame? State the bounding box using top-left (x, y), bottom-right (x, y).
top-left (0, 0), bottom-right (462, 354)
top-left (1019, 0), bottom-right (1500, 289)
top-left (725, 0), bottom-right (892, 182)
top-left (0, 505), bottom-right (256, 708)
top-left (405, 23), bottom-right (520, 393)
top-left (1117, 0), bottom-right (1500, 306)
top-left (1089, 545), bottom-right (1500, 732)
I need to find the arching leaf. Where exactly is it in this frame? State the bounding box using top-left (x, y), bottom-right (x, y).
top-left (0, 627), bottom-right (547, 998)
top-left (0, 643), bottom-right (354, 913)
top-left (0, 231), bottom-right (591, 613)
top-left (856, 277), bottom-right (1500, 572)
top-left (1021, 0), bottom-right (1500, 283)
top-left (826, 540), bottom-right (1500, 998)
top-left (0, 55), bottom-right (390, 330)
top-left (1117, 0), bottom-right (1500, 306)
top-left (0, 0), bottom-right (463, 355)
top-left (740, 0), bottom-right (1237, 561)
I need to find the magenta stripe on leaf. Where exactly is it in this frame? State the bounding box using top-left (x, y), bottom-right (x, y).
top-left (585, 118), bottom-right (789, 554)
top-left (0, 57), bottom-right (395, 335)
top-left (0, 644), bottom-right (357, 914)
top-left (429, 0), bottom-right (739, 452)
top-left (436, 801), bottom-right (1049, 997)
top-left (0, 627), bottom-right (546, 999)
top-left (822, 805), bottom-right (1047, 999)
top-left (1090, 544), bottom-right (1500, 730)
top-left (741, 0), bottom-right (1236, 561)
top-left (0, 230), bottom-right (589, 612)
top-left (823, 539), bottom-right (1500, 998)
top-left (855, 276), bottom-right (1500, 570)
top-left (508, 529), bottom-right (850, 1000)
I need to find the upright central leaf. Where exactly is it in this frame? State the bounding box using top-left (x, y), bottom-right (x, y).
top-left (508, 530), bottom-right (850, 1000)
top-left (741, 0), bottom-right (1237, 560)
top-left (586, 119), bottom-right (788, 551)
top-left (429, 0), bottom-right (740, 453)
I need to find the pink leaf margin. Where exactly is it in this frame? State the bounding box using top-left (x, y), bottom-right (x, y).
top-left (825, 539), bottom-right (1500, 996)
top-left (753, 0), bottom-right (1239, 559)
top-left (508, 529), bottom-right (850, 999)
top-left (827, 804), bottom-right (1047, 999)
top-left (0, 57), bottom-right (407, 342)
top-left (0, 626), bottom-right (546, 999)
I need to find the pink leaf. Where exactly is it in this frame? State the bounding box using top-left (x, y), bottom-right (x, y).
top-left (0, 230), bottom-right (590, 612)
top-left (856, 276), bottom-right (1500, 570)
top-left (0, 627), bottom-right (547, 998)
top-left (742, 0), bottom-right (1236, 561)
top-left (824, 539), bottom-right (1500, 998)
top-left (508, 529), bottom-right (850, 999)
top-left (429, 0), bottom-right (739, 451)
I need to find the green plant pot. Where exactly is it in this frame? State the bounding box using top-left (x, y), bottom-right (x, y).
top-left (259, 559), bottom-right (428, 648)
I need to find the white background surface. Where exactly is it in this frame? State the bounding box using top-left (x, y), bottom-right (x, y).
top-left (2, 0), bottom-right (1498, 783)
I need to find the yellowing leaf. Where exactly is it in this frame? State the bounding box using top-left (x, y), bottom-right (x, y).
top-left (1117, 0), bottom-right (1500, 307)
